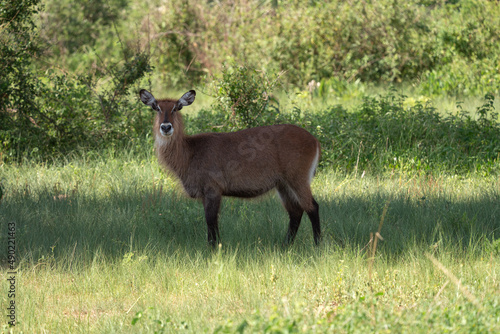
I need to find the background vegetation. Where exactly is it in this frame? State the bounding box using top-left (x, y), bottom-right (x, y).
top-left (1, 0), bottom-right (500, 171)
top-left (1, 0), bottom-right (500, 332)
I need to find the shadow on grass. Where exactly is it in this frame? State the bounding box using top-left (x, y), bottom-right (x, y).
top-left (1, 186), bottom-right (499, 266)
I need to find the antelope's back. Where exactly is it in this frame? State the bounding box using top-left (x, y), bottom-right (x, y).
top-left (188, 124), bottom-right (319, 182)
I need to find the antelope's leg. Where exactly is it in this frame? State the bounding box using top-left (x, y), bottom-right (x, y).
top-left (203, 194), bottom-right (221, 247)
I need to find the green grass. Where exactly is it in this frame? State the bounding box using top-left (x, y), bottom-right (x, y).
top-left (1, 151), bottom-right (499, 332)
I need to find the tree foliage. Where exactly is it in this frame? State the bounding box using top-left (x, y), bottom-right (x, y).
top-left (128, 0), bottom-right (500, 95)
top-left (191, 70), bottom-right (500, 175)
top-left (0, 0), bottom-right (152, 162)
top-left (0, 0), bottom-right (42, 160)
top-left (1, 0), bottom-right (499, 171)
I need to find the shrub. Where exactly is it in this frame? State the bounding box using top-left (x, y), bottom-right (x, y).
top-left (35, 0), bottom-right (500, 96)
top-left (304, 91), bottom-right (500, 174)
top-left (0, 0), bottom-right (43, 161)
top-left (188, 81), bottom-right (500, 175)
top-left (40, 0), bottom-right (128, 55)
top-left (0, 0), bottom-right (153, 162)
top-left (208, 63), bottom-right (281, 130)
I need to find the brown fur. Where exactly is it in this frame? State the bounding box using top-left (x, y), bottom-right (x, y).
top-left (143, 91), bottom-right (321, 246)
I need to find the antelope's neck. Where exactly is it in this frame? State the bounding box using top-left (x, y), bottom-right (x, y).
top-left (155, 129), bottom-right (191, 180)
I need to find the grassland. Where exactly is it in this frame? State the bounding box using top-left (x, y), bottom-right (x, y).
top-left (2, 0), bottom-right (499, 331)
top-left (1, 149), bottom-right (499, 333)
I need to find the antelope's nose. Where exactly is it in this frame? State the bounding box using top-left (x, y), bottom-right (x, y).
top-left (160, 123), bottom-right (173, 136)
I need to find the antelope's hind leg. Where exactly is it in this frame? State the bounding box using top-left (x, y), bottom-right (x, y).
top-left (291, 184), bottom-right (321, 245)
top-left (307, 197), bottom-right (321, 245)
top-left (277, 185), bottom-right (304, 246)
top-left (278, 182), bottom-right (321, 246)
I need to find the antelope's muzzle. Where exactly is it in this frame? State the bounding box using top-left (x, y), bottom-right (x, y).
top-left (160, 123), bottom-right (174, 136)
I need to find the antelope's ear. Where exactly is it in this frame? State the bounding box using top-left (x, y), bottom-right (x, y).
top-left (176, 90), bottom-right (196, 111)
top-left (140, 89), bottom-right (160, 112)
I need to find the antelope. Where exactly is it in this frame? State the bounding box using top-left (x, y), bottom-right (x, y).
top-left (139, 89), bottom-right (321, 246)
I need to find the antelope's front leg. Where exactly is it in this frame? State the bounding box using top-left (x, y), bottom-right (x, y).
top-left (203, 193), bottom-right (221, 247)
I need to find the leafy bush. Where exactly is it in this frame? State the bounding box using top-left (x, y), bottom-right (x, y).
top-left (304, 91), bottom-right (500, 174)
top-left (0, 0), bottom-right (43, 161)
top-left (1, 55), bottom-right (152, 162)
top-left (207, 63), bottom-right (281, 129)
top-left (418, 0), bottom-right (500, 96)
top-left (139, 0), bottom-right (439, 86)
top-left (420, 58), bottom-right (500, 96)
top-left (113, 0), bottom-right (499, 96)
top-left (0, 0), bottom-right (153, 162)
top-left (40, 0), bottom-right (128, 55)
top-left (189, 83), bottom-right (500, 175)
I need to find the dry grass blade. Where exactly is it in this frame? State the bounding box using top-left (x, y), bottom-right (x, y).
top-left (368, 199), bottom-right (390, 284)
top-left (426, 253), bottom-right (480, 308)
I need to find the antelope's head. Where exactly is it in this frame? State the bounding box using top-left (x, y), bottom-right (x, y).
top-left (139, 89), bottom-right (196, 138)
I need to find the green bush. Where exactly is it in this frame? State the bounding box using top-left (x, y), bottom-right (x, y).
top-left (0, 0), bottom-right (43, 161)
top-left (0, 0), bottom-right (153, 162)
top-left (1, 55), bottom-right (152, 162)
top-left (418, 0), bottom-right (500, 96)
top-left (139, 0), bottom-right (440, 86)
top-left (31, 0), bottom-right (500, 96)
top-left (40, 0), bottom-right (128, 55)
top-left (121, 0), bottom-right (499, 95)
top-left (208, 63), bottom-right (281, 129)
top-left (420, 58), bottom-right (500, 96)
top-left (187, 69), bottom-right (500, 175)
top-left (304, 91), bottom-right (500, 174)
top-left (3, 0), bottom-right (500, 166)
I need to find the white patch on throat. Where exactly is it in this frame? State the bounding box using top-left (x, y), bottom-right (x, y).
top-left (155, 132), bottom-right (171, 147)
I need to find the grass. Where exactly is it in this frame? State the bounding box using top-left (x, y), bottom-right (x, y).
top-left (1, 150), bottom-right (499, 333)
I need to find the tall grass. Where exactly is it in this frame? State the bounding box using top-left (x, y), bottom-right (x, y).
top-left (1, 151), bottom-right (499, 332)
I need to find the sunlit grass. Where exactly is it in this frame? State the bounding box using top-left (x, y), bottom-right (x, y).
top-left (1, 153), bottom-right (499, 332)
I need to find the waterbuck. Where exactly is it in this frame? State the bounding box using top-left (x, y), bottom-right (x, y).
top-left (139, 89), bottom-right (321, 246)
